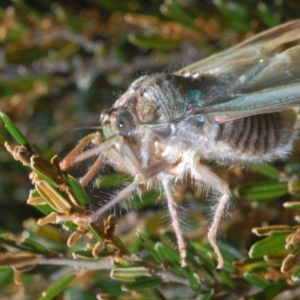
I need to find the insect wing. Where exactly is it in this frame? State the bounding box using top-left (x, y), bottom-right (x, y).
top-left (178, 20), bottom-right (300, 75)
top-left (191, 82), bottom-right (300, 124)
top-left (176, 20), bottom-right (300, 123)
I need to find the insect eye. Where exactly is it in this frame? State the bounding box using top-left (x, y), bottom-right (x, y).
top-left (102, 122), bottom-right (112, 138)
top-left (101, 109), bottom-right (134, 137)
top-left (112, 110), bottom-right (134, 135)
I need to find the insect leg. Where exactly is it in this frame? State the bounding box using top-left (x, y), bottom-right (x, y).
top-left (57, 131), bottom-right (169, 224)
top-left (56, 160), bottom-right (168, 224)
top-left (191, 161), bottom-right (230, 269)
top-left (60, 132), bottom-right (101, 170)
top-left (162, 179), bottom-right (187, 267)
top-left (208, 193), bottom-right (230, 269)
top-left (79, 154), bottom-right (103, 187)
top-left (61, 134), bottom-right (139, 187)
top-left (89, 161), bottom-right (169, 222)
top-left (89, 174), bottom-right (144, 221)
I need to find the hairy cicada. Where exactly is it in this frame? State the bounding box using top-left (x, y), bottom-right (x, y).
top-left (60, 20), bottom-right (300, 268)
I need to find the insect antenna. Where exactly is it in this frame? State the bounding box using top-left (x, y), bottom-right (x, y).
top-left (71, 126), bottom-right (102, 130)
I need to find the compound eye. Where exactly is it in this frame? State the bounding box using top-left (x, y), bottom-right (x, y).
top-left (112, 110), bottom-right (134, 135)
top-left (102, 121), bottom-right (112, 138)
top-left (100, 110), bottom-right (113, 138)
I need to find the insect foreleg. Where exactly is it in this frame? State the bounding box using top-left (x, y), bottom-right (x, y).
top-left (191, 159), bottom-right (230, 269)
top-left (60, 132), bottom-right (102, 170)
top-left (61, 134), bottom-right (142, 187)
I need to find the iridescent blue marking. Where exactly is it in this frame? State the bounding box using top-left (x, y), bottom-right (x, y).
top-left (188, 90), bottom-right (203, 106)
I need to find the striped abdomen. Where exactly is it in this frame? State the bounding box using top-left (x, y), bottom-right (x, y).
top-left (217, 109), bottom-right (298, 156)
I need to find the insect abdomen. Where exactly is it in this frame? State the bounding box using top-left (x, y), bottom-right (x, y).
top-left (217, 110), bottom-right (298, 156)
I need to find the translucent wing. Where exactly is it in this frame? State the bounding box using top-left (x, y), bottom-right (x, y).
top-left (175, 20), bottom-right (300, 123)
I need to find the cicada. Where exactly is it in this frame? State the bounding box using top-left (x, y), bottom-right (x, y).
top-left (60, 21), bottom-right (300, 268)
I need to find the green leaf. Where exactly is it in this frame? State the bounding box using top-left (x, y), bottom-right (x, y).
top-left (39, 273), bottom-right (75, 300)
top-left (249, 164), bottom-right (280, 179)
top-left (66, 175), bottom-right (90, 206)
top-left (0, 268), bottom-right (14, 287)
top-left (74, 250), bottom-right (111, 259)
top-left (249, 232), bottom-right (291, 259)
top-left (28, 190), bottom-right (53, 215)
top-left (88, 223), bottom-right (130, 254)
top-left (190, 241), bottom-right (215, 269)
top-left (219, 270), bottom-right (235, 289)
top-left (239, 261), bottom-right (270, 272)
top-left (128, 34), bottom-right (181, 51)
top-left (213, 0), bottom-right (250, 31)
top-left (35, 181), bottom-right (71, 214)
top-left (111, 267), bottom-right (151, 281)
top-left (198, 292), bottom-right (214, 300)
top-left (87, 0), bottom-right (132, 12)
top-left (111, 235), bottom-right (129, 254)
top-left (131, 190), bottom-right (160, 209)
top-left (292, 266), bottom-right (300, 281)
top-left (94, 173), bottom-right (132, 189)
top-left (0, 235), bottom-right (49, 254)
top-left (285, 160), bottom-right (300, 176)
top-left (30, 156), bottom-right (63, 188)
top-left (137, 231), bottom-right (162, 263)
top-left (284, 201), bottom-right (300, 210)
top-left (0, 112), bottom-right (32, 150)
top-left (72, 250), bottom-right (94, 259)
top-left (188, 272), bottom-right (202, 291)
top-left (251, 279), bottom-right (286, 300)
top-left (243, 272), bottom-right (269, 288)
top-left (154, 242), bottom-right (180, 264)
top-left (93, 276), bottom-right (122, 296)
top-left (257, 3), bottom-right (280, 27)
top-left (161, 0), bottom-right (198, 30)
top-left (218, 242), bottom-right (243, 272)
top-left (235, 180), bottom-right (288, 201)
top-left (124, 275), bottom-right (162, 291)
top-left (87, 223), bottom-right (105, 245)
top-left (51, 3), bottom-right (80, 32)
top-left (21, 238), bottom-right (50, 254)
top-left (252, 225), bottom-right (292, 236)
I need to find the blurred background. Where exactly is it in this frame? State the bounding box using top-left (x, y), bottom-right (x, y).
top-left (1, 0), bottom-right (300, 299)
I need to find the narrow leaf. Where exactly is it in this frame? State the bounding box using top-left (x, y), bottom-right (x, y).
top-left (124, 275), bottom-right (162, 291)
top-left (67, 175), bottom-right (89, 206)
top-left (243, 272), bottom-right (269, 288)
top-left (249, 232), bottom-right (291, 259)
top-left (111, 267), bottom-right (151, 282)
top-left (39, 273), bottom-right (75, 300)
top-left (0, 111), bottom-right (32, 150)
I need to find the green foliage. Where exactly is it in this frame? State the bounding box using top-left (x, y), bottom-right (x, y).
top-left (1, 1), bottom-right (300, 299)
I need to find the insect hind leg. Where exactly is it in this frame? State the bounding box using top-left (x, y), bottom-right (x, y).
top-left (208, 192), bottom-right (230, 268)
top-left (191, 160), bottom-right (230, 269)
top-left (162, 179), bottom-right (187, 267)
